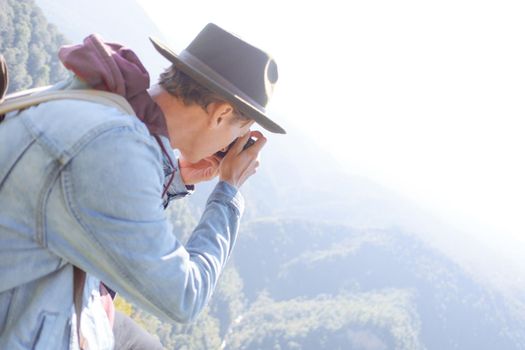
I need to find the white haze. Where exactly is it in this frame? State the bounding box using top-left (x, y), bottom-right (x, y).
top-left (137, 0), bottom-right (525, 259)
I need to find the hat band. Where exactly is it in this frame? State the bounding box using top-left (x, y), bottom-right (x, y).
top-left (179, 51), bottom-right (266, 114)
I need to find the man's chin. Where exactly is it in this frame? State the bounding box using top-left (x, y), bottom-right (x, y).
top-left (181, 154), bottom-right (205, 164)
top-left (178, 152), bottom-right (195, 164)
top-left (180, 150), bottom-right (219, 163)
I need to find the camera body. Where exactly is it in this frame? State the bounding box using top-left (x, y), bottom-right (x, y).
top-left (216, 137), bottom-right (256, 158)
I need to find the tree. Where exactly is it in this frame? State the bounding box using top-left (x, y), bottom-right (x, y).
top-left (0, 0), bottom-right (68, 93)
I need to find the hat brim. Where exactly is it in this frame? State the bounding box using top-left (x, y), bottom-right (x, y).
top-left (149, 37), bottom-right (286, 134)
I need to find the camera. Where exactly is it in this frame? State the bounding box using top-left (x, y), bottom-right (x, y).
top-left (215, 137), bottom-right (256, 158)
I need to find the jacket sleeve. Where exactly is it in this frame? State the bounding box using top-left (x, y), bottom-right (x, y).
top-left (46, 123), bottom-right (244, 323)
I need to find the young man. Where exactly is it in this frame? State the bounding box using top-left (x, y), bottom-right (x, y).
top-left (0, 23), bottom-right (285, 349)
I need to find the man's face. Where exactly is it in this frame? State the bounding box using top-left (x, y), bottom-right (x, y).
top-left (200, 117), bottom-right (255, 161)
top-left (160, 90), bottom-right (256, 163)
top-left (180, 108), bottom-right (255, 163)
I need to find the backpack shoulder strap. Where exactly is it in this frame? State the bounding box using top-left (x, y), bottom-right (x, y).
top-left (73, 266), bottom-right (87, 349)
top-left (0, 88), bottom-right (136, 117)
top-left (0, 54), bottom-right (8, 104)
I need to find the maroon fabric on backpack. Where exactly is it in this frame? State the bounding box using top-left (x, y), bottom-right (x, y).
top-left (58, 34), bottom-right (169, 138)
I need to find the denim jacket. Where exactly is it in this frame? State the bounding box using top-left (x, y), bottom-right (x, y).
top-left (0, 98), bottom-right (244, 349)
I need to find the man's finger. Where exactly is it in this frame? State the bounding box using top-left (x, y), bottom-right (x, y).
top-left (210, 154), bottom-right (222, 163)
top-left (231, 132), bottom-right (252, 155)
top-left (206, 166), bottom-right (219, 179)
top-left (244, 131), bottom-right (266, 155)
top-left (206, 156), bottom-right (220, 168)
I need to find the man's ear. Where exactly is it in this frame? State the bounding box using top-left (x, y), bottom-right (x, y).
top-left (208, 102), bottom-right (234, 128)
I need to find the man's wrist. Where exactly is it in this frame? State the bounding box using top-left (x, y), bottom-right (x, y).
top-left (208, 181), bottom-right (245, 215)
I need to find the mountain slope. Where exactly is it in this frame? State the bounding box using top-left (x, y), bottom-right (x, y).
top-left (223, 218), bottom-right (525, 349)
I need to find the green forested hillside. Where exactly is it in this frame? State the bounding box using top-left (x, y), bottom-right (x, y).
top-left (0, 0), bottom-right (68, 93)
top-left (115, 210), bottom-right (525, 349)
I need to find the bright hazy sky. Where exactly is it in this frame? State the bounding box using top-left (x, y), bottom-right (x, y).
top-left (137, 0), bottom-right (524, 246)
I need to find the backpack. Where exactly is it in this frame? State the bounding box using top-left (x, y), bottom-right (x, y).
top-left (0, 54), bottom-right (7, 105)
top-left (0, 54), bottom-right (133, 349)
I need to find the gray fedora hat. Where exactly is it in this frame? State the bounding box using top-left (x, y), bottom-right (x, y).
top-left (150, 23), bottom-right (286, 134)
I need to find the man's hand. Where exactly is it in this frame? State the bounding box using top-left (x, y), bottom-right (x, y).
top-left (179, 156), bottom-right (221, 185)
top-left (219, 131), bottom-right (267, 189)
